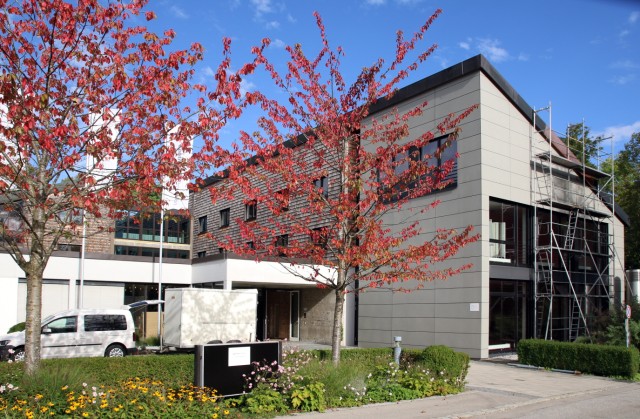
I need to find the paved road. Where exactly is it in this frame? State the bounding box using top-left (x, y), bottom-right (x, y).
top-left (282, 360), bottom-right (640, 418)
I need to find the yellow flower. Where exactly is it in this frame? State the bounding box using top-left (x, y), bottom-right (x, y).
top-left (224, 409), bottom-right (230, 415)
top-left (212, 414), bottom-right (218, 419)
top-left (61, 385), bottom-right (68, 391)
top-left (82, 413), bottom-right (89, 417)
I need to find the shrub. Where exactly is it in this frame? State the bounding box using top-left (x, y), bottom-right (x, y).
top-left (518, 339), bottom-right (640, 378)
top-left (419, 345), bottom-right (470, 386)
top-left (289, 382), bottom-right (326, 412)
top-left (241, 383), bottom-right (288, 416)
top-left (7, 322), bottom-right (25, 333)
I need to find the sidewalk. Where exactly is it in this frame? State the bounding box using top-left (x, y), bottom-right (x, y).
top-left (281, 360), bottom-right (637, 418)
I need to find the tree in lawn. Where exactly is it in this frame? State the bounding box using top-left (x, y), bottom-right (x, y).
top-left (210, 11), bottom-right (479, 364)
top-left (0, 0), bottom-right (249, 373)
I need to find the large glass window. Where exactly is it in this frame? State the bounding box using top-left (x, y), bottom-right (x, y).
top-left (380, 134), bottom-right (457, 202)
top-left (490, 199), bottom-right (530, 266)
top-left (115, 210), bottom-right (190, 244)
top-left (114, 245), bottom-right (189, 259)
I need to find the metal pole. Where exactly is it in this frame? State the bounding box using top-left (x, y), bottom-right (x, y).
top-left (158, 207), bottom-right (164, 349)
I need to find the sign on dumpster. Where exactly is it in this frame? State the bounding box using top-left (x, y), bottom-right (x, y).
top-left (194, 341), bottom-right (281, 396)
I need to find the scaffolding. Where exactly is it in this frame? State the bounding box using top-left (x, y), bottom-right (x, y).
top-left (531, 105), bottom-right (620, 341)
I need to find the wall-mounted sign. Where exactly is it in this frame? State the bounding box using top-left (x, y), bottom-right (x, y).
top-left (469, 303), bottom-right (480, 312)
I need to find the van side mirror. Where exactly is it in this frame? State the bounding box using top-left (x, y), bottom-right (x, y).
top-left (42, 327), bottom-right (52, 334)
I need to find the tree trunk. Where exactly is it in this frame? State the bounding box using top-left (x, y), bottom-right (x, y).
top-left (23, 201), bottom-right (47, 375)
top-left (24, 263), bottom-right (44, 375)
top-left (331, 271), bottom-right (346, 366)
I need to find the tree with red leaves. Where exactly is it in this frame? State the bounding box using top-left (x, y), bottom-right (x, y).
top-left (0, 0), bottom-right (249, 373)
top-left (209, 10), bottom-right (479, 364)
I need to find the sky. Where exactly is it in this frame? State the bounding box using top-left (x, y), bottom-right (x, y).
top-left (144, 0), bottom-right (640, 156)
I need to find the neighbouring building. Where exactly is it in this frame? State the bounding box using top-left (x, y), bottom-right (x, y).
top-left (0, 55), bottom-right (630, 358)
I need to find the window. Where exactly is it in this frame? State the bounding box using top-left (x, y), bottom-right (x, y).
top-left (218, 247), bottom-right (226, 254)
top-left (43, 316), bottom-right (77, 334)
top-left (246, 241), bottom-right (255, 250)
top-left (380, 135), bottom-right (457, 203)
top-left (311, 227), bottom-right (328, 249)
top-left (58, 208), bottom-right (83, 225)
top-left (313, 176), bottom-right (329, 198)
top-left (57, 244), bottom-right (81, 252)
top-left (197, 251), bottom-right (206, 258)
top-left (489, 199), bottom-right (530, 266)
top-left (115, 210), bottom-right (190, 244)
top-left (114, 245), bottom-right (189, 259)
top-left (276, 189), bottom-right (290, 211)
top-left (84, 315), bottom-right (127, 332)
top-left (220, 208), bottom-right (230, 228)
top-left (420, 135), bottom-right (457, 186)
top-left (276, 234), bottom-right (289, 256)
top-left (198, 215), bottom-right (208, 234)
top-left (245, 201), bottom-right (257, 221)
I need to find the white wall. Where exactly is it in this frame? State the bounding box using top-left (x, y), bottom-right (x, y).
top-left (0, 252), bottom-right (192, 334)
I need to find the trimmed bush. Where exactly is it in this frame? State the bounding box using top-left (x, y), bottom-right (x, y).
top-left (419, 345), bottom-right (470, 384)
top-left (518, 339), bottom-right (640, 378)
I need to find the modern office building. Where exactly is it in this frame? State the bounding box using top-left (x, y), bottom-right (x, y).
top-left (0, 55), bottom-right (629, 358)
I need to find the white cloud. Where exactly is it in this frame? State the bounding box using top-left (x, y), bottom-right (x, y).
top-left (240, 78), bottom-right (256, 97)
top-left (251, 0), bottom-right (273, 17)
top-left (170, 6), bottom-right (188, 19)
top-left (271, 38), bottom-right (286, 49)
top-left (365, 0), bottom-right (386, 5)
top-left (266, 20), bottom-right (280, 29)
top-left (629, 11), bottom-right (639, 24)
top-left (517, 53), bottom-right (529, 62)
top-left (287, 14), bottom-right (296, 23)
top-left (458, 41), bottom-right (470, 50)
top-left (602, 121), bottom-right (640, 144)
top-left (608, 74), bottom-right (636, 85)
top-left (433, 55), bottom-right (449, 69)
top-left (203, 67), bottom-right (215, 78)
top-left (477, 38), bottom-right (509, 63)
top-left (619, 29), bottom-right (630, 38)
top-left (610, 60), bottom-right (640, 70)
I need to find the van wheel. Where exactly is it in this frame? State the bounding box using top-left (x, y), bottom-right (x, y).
top-left (105, 344), bottom-right (126, 358)
top-left (11, 347), bottom-right (25, 362)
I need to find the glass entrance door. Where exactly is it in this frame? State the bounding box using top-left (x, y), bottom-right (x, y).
top-left (489, 280), bottom-right (529, 350)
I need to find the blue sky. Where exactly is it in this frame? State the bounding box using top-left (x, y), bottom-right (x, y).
top-left (146, 0), bottom-right (640, 155)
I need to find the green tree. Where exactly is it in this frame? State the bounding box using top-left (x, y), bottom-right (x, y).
top-left (560, 122), bottom-right (605, 168)
top-left (615, 132), bottom-right (640, 269)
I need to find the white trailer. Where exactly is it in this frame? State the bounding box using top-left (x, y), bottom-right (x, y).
top-left (163, 288), bottom-right (257, 348)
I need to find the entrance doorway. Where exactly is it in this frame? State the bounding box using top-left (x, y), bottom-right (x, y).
top-left (264, 290), bottom-right (300, 341)
top-left (489, 279), bottom-right (530, 350)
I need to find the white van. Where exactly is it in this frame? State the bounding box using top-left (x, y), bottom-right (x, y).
top-left (0, 308), bottom-right (138, 361)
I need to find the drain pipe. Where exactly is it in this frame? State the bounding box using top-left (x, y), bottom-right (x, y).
top-left (393, 336), bottom-right (402, 364)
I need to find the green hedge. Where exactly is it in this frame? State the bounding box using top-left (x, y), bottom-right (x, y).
top-left (517, 339), bottom-right (639, 378)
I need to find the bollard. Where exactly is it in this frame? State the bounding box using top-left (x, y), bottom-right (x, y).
top-left (393, 336), bottom-right (402, 364)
